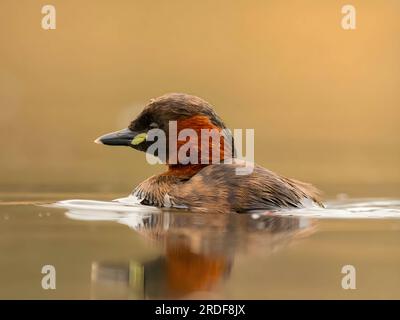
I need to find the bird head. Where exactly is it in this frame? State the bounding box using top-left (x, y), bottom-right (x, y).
top-left (95, 93), bottom-right (233, 166)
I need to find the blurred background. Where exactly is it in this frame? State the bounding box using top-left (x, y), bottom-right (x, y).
top-left (1, 0), bottom-right (399, 198)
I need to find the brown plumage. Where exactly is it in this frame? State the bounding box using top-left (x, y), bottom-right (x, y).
top-left (95, 93), bottom-right (323, 213)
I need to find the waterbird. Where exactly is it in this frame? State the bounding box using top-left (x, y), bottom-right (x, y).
top-left (95, 93), bottom-right (323, 213)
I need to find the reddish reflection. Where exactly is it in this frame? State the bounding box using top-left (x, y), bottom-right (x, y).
top-left (90, 212), bottom-right (314, 299)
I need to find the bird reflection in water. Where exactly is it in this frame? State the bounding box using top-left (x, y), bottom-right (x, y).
top-left (61, 201), bottom-right (314, 299)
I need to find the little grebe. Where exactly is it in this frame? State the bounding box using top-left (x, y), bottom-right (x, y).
top-left (95, 93), bottom-right (323, 213)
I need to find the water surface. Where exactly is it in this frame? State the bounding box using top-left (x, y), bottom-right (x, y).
top-left (1, 192), bottom-right (400, 299)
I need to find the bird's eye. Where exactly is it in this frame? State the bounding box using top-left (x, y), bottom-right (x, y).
top-left (149, 122), bottom-right (158, 129)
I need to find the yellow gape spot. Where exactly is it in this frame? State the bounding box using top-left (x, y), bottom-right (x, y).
top-left (131, 133), bottom-right (147, 146)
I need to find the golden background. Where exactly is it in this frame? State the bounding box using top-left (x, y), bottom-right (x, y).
top-left (1, 0), bottom-right (399, 198)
